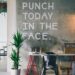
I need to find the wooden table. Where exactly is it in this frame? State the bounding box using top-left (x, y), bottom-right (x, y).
top-left (29, 52), bottom-right (75, 75)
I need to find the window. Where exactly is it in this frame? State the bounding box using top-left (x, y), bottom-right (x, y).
top-left (0, 0), bottom-right (7, 72)
top-left (0, 12), bottom-right (7, 49)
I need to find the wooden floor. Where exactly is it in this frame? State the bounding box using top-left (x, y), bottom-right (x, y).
top-left (0, 72), bottom-right (10, 75)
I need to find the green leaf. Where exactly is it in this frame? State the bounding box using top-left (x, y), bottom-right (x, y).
top-left (11, 31), bottom-right (24, 69)
top-left (11, 49), bottom-right (20, 69)
top-left (12, 31), bottom-right (24, 49)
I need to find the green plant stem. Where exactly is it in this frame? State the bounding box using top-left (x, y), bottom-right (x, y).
top-left (17, 48), bottom-right (19, 70)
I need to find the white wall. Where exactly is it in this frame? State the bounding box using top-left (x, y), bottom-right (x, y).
top-left (7, 0), bottom-right (30, 73)
top-left (7, 0), bottom-right (17, 72)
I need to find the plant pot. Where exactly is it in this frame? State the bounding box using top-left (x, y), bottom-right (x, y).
top-left (21, 69), bottom-right (26, 75)
top-left (11, 69), bottom-right (21, 75)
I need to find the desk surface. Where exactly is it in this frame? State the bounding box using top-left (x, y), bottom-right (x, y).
top-left (29, 52), bottom-right (75, 56)
top-left (29, 52), bottom-right (75, 61)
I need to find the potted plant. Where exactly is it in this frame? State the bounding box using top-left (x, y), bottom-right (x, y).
top-left (11, 49), bottom-right (20, 75)
top-left (11, 31), bottom-right (24, 75)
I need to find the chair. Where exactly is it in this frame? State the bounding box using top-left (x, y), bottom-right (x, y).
top-left (41, 52), bottom-right (59, 75)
